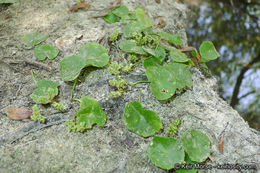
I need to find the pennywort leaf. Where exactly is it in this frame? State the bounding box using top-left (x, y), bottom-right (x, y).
top-left (22, 33), bottom-right (47, 47)
top-left (134, 6), bottom-right (152, 28)
top-left (104, 11), bottom-right (118, 24)
top-left (147, 136), bottom-right (185, 170)
top-left (123, 21), bottom-right (148, 38)
top-left (181, 129), bottom-right (211, 162)
top-left (123, 101), bottom-right (162, 137)
top-left (145, 63), bottom-right (192, 100)
top-left (59, 55), bottom-right (86, 81)
top-left (34, 44), bottom-right (59, 61)
top-left (112, 5), bottom-right (129, 20)
top-left (143, 47), bottom-right (166, 63)
top-left (170, 49), bottom-right (189, 62)
top-left (199, 41), bottom-right (220, 62)
top-left (119, 40), bottom-right (146, 55)
top-left (30, 79), bottom-right (60, 104)
top-left (59, 43), bottom-right (110, 81)
top-left (158, 32), bottom-right (182, 46)
top-left (76, 96), bottom-right (106, 129)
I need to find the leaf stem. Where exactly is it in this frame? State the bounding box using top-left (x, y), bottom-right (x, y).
top-left (31, 70), bottom-right (37, 85)
top-left (128, 80), bottom-right (151, 87)
top-left (70, 78), bottom-right (78, 101)
top-left (139, 88), bottom-right (142, 103)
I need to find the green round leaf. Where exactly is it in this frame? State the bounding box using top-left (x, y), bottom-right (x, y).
top-left (77, 96), bottom-right (106, 129)
top-left (167, 63), bottom-right (192, 89)
top-left (143, 57), bottom-right (161, 69)
top-left (146, 65), bottom-right (177, 101)
top-left (104, 11), bottom-right (118, 24)
top-left (78, 43), bottom-right (110, 67)
top-left (123, 101), bottom-right (162, 137)
top-left (112, 5), bottom-right (129, 18)
top-left (119, 40), bottom-right (146, 55)
top-left (199, 41), bottom-right (220, 62)
top-left (59, 55), bottom-right (86, 81)
top-left (181, 130), bottom-right (211, 162)
top-left (30, 79), bottom-right (60, 104)
top-left (34, 44), bottom-right (59, 61)
top-left (143, 47), bottom-right (166, 63)
top-left (22, 33), bottom-right (47, 47)
top-left (145, 63), bottom-right (192, 100)
top-left (134, 6), bottom-right (152, 28)
top-left (123, 21), bottom-right (147, 38)
top-left (170, 49), bottom-right (189, 62)
top-left (147, 136), bottom-right (185, 170)
top-left (158, 32), bottom-right (182, 46)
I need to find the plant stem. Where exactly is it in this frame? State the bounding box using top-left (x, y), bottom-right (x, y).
top-left (70, 78), bottom-right (78, 101)
top-left (31, 70), bottom-right (37, 84)
top-left (128, 80), bottom-right (151, 87)
top-left (139, 88), bottom-right (142, 103)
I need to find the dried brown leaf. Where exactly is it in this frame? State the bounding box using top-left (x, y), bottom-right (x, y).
top-left (6, 107), bottom-right (33, 120)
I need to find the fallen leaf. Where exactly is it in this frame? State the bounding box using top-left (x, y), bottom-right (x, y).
top-left (218, 135), bottom-right (224, 153)
top-left (68, 0), bottom-right (91, 13)
top-left (6, 107), bottom-right (33, 120)
top-left (156, 18), bottom-right (166, 28)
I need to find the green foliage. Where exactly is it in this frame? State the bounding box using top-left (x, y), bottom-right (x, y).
top-left (31, 105), bottom-right (46, 123)
top-left (128, 54), bottom-right (138, 62)
top-left (122, 63), bottom-right (133, 73)
top-left (143, 47), bottom-right (166, 63)
top-left (147, 136), bottom-right (185, 170)
top-left (170, 49), bottom-right (190, 63)
top-left (59, 43), bottom-right (110, 81)
top-left (145, 63), bottom-right (192, 100)
top-left (34, 44), bottom-right (59, 61)
top-left (109, 29), bottom-right (119, 42)
top-left (158, 32), bottom-right (182, 46)
top-left (123, 101), bottom-right (163, 137)
top-left (111, 5), bottom-right (129, 23)
top-left (66, 96), bottom-right (107, 132)
top-left (181, 129), bottom-right (211, 162)
top-left (134, 7), bottom-right (152, 28)
top-left (30, 79), bottom-right (60, 104)
top-left (199, 41), bottom-right (220, 62)
top-left (119, 40), bottom-right (146, 55)
top-left (109, 91), bottom-right (123, 98)
top-left (22, 33), bottom-right (47, 47)
top-left (108, 61), bottom-right (122, 76)
top-left (109, 79), bottom-right (127, 89)
top-left (0, 0), bottom-right (17, 4)
top-left (104, 11), bottom-right (118, 24)
top-left (123, 21), bottom-right (148, 38)
top-left (51, 102), bottom-right (64, 112)
top-left (168, 119), bottom-right (180, 136)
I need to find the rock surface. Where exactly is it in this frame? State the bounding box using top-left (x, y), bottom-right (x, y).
top-left (0, 0), bottom-right (259, 173)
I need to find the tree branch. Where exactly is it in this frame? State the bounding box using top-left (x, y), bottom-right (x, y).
top-left (230, 53), bottom-right (260, 107)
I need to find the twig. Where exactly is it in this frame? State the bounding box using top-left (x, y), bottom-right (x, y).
top-left (8, 58), bottom-right (51, 71)
top-left (91, 0), bottom-right (121, 18)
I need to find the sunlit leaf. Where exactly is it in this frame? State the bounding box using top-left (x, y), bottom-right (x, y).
top-left (78, 43), bottom-right (110, 67)
top-left (143, 57), bottom-right (161, 69)
top-left (143, 47), bottom-right (166, 63)
top-left (34, 44), bottom-right (59, 61)
top-left (59, 55), bottom-right (86, 81)
top-left (181, 129), bottom-right (211, 162)
top-left (170, 49), bottom-right (189, 62)
top-left (30, 79), bottom-right (60, 104)
top-left (22, 33), bottom-right (47, 47)
top-left (112, 5), bottom-right (129, 19)
top-left (60, 43), bottom-right (110, 81)
top-left (123, 101), bottom-right (162, 137)
top-left (123, 21), bottom-right (148, 38)
top-left (199, 41), bottom-right (220, 62)
top-left (119, 40), bottom-right (146, 55)
top-left (134, 6), bottom-right (152, 28)
top-left (158, 32), bottom-right (182, 46)
top-left (145, 63), bottom-right (192, 100)
top-left (76, 96), bottom-right (106, 129)
top-left (147, 136), bottom-right (185, 170)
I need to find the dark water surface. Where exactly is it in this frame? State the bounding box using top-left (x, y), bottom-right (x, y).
top-left (185, 0), bottom-right (260, 130)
